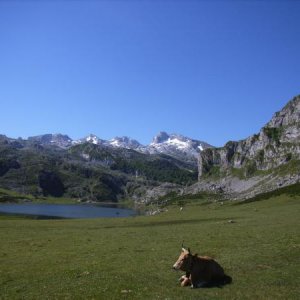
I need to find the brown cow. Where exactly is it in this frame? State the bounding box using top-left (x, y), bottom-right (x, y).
top-left (173, 247), bottom-right (232, 288)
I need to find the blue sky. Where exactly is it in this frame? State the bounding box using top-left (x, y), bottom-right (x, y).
top-left (0, 0), bottom-right (299, 147)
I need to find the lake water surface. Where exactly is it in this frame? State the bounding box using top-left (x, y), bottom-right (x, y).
top-left (0, 203), bottom-right (136, 219)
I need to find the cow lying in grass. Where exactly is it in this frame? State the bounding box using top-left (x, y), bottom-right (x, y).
top-left (173, 247), bottom-right (232, 288)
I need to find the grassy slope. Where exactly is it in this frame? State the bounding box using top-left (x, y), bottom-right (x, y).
top-left (0, 188), bottom-right (77, 204)
top-left (0, 195), bottom-right (299, 299)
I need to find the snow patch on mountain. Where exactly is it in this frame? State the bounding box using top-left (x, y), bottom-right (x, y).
top-left (86, 134), bottom-right (101, 145)
top-left (165, 137), bottom-right (191, 149)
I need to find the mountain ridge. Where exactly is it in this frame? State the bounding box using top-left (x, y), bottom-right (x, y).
top-left (0, 132), bottom-right (199, 202)
top-left (193, 95), bottom-right (300, 199)
top-left (18, 131), bottom-right (213, 164)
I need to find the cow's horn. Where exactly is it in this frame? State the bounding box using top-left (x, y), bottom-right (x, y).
top-left (181, 241), bottom-right (186, 251)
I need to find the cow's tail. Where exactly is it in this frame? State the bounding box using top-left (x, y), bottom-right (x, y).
top-left (223, 274), bottom-right (232, 284)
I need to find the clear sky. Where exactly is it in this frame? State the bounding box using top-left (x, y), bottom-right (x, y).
top-left (0, 0), bottom-right (299, 147)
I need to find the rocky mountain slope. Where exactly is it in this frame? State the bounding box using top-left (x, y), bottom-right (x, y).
top-left (28, 134), bottom-right (73, 148)
top-left (193, 95), bottom-right (300, 199)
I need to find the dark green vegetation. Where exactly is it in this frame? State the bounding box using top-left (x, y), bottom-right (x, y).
top-left (0, 136), bottom-right (197, 202)
top-left (0, 192), bottom-right (299, 299)
top-left (263, 127), bottom-right (284, 146)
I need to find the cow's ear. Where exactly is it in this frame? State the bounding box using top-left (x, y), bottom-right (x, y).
top-left (188, 247), bottom-right (191, 254)
top-left (182, 247), bottom-right (186, 252)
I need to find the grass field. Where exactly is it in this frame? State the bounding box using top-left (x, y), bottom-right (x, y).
top-left (0, 193), bottom-right (299, 299)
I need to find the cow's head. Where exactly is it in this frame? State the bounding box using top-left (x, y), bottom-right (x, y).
top-left (173, 247), bottom-right (193, 271)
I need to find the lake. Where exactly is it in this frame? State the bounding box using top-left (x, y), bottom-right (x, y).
top-left (0, 203), bottom-right (136, 219)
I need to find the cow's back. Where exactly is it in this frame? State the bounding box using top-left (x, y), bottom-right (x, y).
top-left (194, 256), bottom-right (225, 282)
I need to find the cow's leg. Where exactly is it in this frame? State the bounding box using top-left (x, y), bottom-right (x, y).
top-left (179, 272), bottom-right (191, 283)
top-left (190, 277), bottom-right (196, 288)
top-left (181, 277), bottom-right (191, 287)
top-left (191, 274), bottom-right (209, 289)
top-left (191, 281), bottom-right (209, 288)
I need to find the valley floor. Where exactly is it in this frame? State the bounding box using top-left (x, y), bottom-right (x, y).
top-left (0, 194), bottom-right (299, 299)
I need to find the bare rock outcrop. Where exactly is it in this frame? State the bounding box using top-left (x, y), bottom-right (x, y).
top-left (197, 95), bottom-right (300, 199)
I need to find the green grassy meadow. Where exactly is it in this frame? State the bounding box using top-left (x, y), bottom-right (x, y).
top-left (0, 194), bottom-right (299, 299)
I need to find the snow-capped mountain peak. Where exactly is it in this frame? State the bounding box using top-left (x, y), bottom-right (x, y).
top-left (85, 134), bottom-right (103, 145)
top-left (109, 136), bottom-right (142, 149)
top-left (28, 134), bottom-right (73, 148)
top-left (148, 132), bottom-right (213, 162)
top-left (151, 131), bottom-right (170, 144)
top-left (151, 132), bottom-right (195, 147)
top-left (72, 134), bottom-right (105, 145)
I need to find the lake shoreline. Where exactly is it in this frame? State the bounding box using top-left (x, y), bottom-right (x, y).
top-left (0, 211), bottom-right (67, 220)
top-left (0, 203), bottom-right (137, 219)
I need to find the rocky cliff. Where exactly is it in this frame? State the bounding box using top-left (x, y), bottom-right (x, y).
top-left (196, 95), bottom-right (300, 199)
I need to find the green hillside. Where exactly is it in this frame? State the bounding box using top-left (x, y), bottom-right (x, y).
top-left (0, 138), bottom-right (197, 202)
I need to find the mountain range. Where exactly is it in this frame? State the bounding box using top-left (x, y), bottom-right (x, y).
top-left (0, 94), bottom-right (299, 203)
top-left (0, 131), bottom-right (208, 202)
top-left (27, 132), bottom-right (212, 164)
